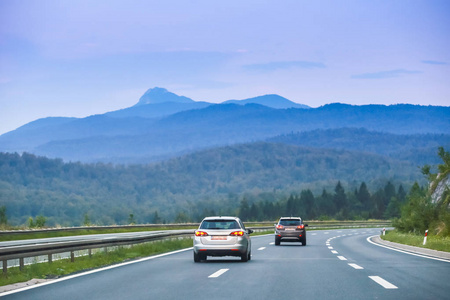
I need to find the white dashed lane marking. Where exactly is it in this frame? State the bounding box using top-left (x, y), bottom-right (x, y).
top-left (209, 269), bottom-right (229, 278)
top-left (337, 256), bottom-right (347, 261)
top-left (348, 263), bottom-right (364, 270)
top-left (331, 250), bottom-right (338, 254)
top-left (258, 247), bottom-right (266, 250)
top-left (369, 276), bottom-right (398, 289)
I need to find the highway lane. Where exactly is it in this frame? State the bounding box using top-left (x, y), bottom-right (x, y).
top-left (2, 228), bottom-right (449, 299)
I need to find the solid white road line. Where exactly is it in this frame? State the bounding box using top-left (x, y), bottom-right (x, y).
top-left (369, 276), bottom-right (398, 289)
top-left (337, 256), bottom-right (347, 260)
top-left (258, 247), bottom-right (266, 250)
top-left (348, 263), bottom-right (364, 269)
top-left (209, 269), bottom-right (229, 278)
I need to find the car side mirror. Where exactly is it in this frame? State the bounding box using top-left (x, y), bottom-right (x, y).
top-left (304, 224), bottom-right (308, 227)
top-left (247, 229), bottom-right (254, 234)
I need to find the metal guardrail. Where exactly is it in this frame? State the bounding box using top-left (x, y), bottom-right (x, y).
top-left (0, 230), bottom-right (195, 274)
top-left (0, 221), bottom-right (391, 274)
top-left (0, 220), bottom-right (392, 236)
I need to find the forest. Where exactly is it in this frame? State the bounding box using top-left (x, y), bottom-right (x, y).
top-left (0, 141), bottom-right (425, 226)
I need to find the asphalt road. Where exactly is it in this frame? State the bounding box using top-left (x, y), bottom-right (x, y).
top-left (2, 228), bottom-right (449, 299)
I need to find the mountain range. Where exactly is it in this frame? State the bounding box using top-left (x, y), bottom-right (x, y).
top-left (0, 87), bottom-right (449, 164)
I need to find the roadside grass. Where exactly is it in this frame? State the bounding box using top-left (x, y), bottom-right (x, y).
top-left (0, 238), bottom-right (193, 287)
top-left (381, 230), bottom-right (450, 252)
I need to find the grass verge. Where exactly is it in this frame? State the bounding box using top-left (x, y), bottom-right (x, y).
top-left (381, 230), bottom-right (450, 252)
top-left (0, 238), bottom-right (193, 287)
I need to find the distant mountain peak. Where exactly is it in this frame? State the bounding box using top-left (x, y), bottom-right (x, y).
top-left (224, 94), bottom-right (310, 109)
top-left (135, 87), bottom-right (195, 106)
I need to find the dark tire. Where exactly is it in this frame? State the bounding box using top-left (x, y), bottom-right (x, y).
top-left (194, 252), bottom-right (200, 262)
top-left (200, 253), bottom-right (207, 261)
top-left (302, 236), bottom-right (307, 246)
top-left (241, 250), bottom-right (249, 262)
top-left (248, 251), bottom-right (251, 261)
top-left (275, 237), bottom-right (281, 246)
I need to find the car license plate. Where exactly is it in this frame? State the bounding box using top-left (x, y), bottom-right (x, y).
top-left (286, 228), bottom-right (295, 231)
top-left (211, 236), bottom-right (227, 240)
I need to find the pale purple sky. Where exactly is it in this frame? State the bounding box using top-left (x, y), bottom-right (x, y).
top-left (1, 0), bottom-right (449, 134)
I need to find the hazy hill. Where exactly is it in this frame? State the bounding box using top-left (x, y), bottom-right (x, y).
top-left (268, 128), bottom-right (450, 165)
top-left (32, 103), bottom-right (450, 162)
top-left (0, 87), bottom-right (448, 163)
top-left (223, 94), bottom-right (310, 109)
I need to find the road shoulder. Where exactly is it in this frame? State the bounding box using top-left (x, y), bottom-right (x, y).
top-left (370, 235), bottom-right (450, 260)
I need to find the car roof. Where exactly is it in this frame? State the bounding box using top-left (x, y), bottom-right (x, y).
top-left (279, 217), bottom-right (301, 220)
top-left (202, 216), bottom-right (240, 221)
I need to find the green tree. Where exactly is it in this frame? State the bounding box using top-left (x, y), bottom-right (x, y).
top-left (35, 215), bottom-right (47, 228)
top-left (300, 189), bottom-right (316, 219)
top-left (239, 198), bottom-right (250, 220)
top-left (83, 213), bottom-right (91, 226)
top-left (128, 213), bottom-right (136, 225)
top-left (174, 211), bottom-right (190, 223)
top-left (357, 182), bottom-right (372, 217)
top-left (393, 183), bottom-right (434, 234)
top-left (0, 206), bottom-right (7, 226)
top-left (152, 211), bottom-right (162, 224)
top-left (334, 181), bottom-right (348, 219)
top-left (28, 217), bottom-right (35, 228)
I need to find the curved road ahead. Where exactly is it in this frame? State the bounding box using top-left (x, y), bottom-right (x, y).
top-left (2, 228), bottom-right (449, 299)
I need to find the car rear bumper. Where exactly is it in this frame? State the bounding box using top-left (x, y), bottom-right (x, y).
top-left (193, 240), bottom-right (248, 256)
top-left (275, 230), bottom-right (306, 239)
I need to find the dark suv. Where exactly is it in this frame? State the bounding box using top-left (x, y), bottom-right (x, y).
top-left (275, 217), bottom-right (308, 246)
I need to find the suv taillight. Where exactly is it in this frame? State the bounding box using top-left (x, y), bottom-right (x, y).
top-left (195, 231), bottom-right (208, 236)
top-left (297, 225), bottom-right (305, 229)
top-left (276, 225), bottom-right (284, 229)
top-left (230, 231), bottom-right (245, 236)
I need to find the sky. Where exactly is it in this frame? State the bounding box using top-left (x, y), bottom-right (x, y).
top-left (0, 0), bottom-right (449, 135)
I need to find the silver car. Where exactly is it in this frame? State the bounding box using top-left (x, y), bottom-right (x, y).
top-left (193, 216), bottom-right (253, 262)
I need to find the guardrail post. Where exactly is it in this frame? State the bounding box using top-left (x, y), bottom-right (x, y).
top-left (71, 251), bottom-right (75, 262)
top-left (89, 249), bottom-right (92, 258)
top-left (19, 258), bottom-right (24, 271)
top-left (2, 260), bottom-right (7, 274)
top-left (48, 254), bottom-right (53, 263)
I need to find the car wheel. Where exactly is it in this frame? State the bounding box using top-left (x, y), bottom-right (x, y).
top-left (248, 251), bottom-right (251, 261)
top-left (194, 252), bottom-right (200, 262)
top-left (275, 237), bottom-right (281, 245)
top-left (302, 236), bottom-right (307, 246)
top-left (241, 250), bottom-right (249, 262)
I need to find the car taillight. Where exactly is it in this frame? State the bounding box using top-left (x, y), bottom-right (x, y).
top-left (195, 231), bottom-right (208, 236)
top-left (276, 225), bottom-right (284, 229)
top-left (230, 231), bottom-right (245, 236)
top-left (297, 225), bottom-right (305, 229)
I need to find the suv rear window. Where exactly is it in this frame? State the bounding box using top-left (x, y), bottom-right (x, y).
top-left (200, 220), bottom-right (240, 229)
top-left (279, 219), bottom-right (301, 226)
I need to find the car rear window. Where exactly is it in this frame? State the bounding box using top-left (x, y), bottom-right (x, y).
top-left (279, 219), bottom-right (301, 226)
top-left (200, 220), bottom-right (240, 229)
